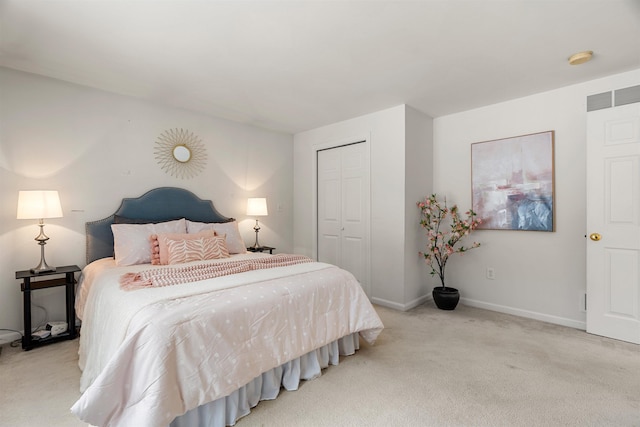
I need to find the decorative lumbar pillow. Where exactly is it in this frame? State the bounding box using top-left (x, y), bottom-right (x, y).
top-left (151, 230), bottom-right (216, 265)
top-left (186, 220), bottom-right (247, 254)
top-left (111, 218), bottom-right (186, 266)
top-left (165, 234), bottom-right (230, 265)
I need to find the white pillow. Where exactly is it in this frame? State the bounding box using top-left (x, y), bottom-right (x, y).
top-left (186, 220), bottom-right (247, 254)
top-left (112, 218), bottom-right (187, 266)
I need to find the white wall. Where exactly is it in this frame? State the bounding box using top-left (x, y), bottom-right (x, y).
top-left (0, 67), bottom-right (293, 342)
top-left (404, 106), bottom-right (433, 304)
top-left (293, 105), bottom-right (433, 309)
top-left (5, 65), bottom-right (637, 343)
top-left (433, 68), bottom-right (640, 329)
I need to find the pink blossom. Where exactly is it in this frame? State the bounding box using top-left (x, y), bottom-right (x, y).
top-left (417, 194), bottom-right (482, 287)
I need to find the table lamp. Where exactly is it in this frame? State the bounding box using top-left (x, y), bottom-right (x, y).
top-left (246, 197), bottom-right (268, 250)
top-left (17, 190), bottom-right (63, 273)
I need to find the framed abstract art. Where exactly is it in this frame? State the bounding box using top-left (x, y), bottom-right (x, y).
top-left (471, 131), bottom-right (555, 231)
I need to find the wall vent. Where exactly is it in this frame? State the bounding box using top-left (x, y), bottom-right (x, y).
top-left (587, 91), bottom-right (612, 112)
top-left (615, 85), bottom-right (640, 107)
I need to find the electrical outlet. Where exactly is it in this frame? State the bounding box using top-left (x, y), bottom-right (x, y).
top-left (486, 267), bottom-right (495, 280)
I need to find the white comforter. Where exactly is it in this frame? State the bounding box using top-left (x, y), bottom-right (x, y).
top-left (71, 255), bottom-right (383, 427)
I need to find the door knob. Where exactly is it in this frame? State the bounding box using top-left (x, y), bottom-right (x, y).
top-left (589, 233), bottom-right (602, 241)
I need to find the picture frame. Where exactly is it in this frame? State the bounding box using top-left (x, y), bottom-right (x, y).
top-left (471, 131), bottom-right (555, 231)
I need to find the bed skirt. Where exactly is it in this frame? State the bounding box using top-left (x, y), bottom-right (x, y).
top-left (170, 332), bottom-right (360, 427)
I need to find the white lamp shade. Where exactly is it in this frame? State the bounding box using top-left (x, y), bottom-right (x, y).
top-left (246, 198), bottom-right (268, 216)
top-left (17, 191), bottom-right (63, 219)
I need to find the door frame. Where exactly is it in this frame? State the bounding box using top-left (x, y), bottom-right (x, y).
top-left (312, 134), bottom-right (371, 296)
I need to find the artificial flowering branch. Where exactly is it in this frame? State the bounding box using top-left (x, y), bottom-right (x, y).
top-left (417, 194), bottom-right (482, 287)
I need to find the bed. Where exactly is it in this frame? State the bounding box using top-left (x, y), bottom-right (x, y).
top-left (70, 187), bottom-right (384, 427)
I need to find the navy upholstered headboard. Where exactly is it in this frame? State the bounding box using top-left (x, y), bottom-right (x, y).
top-left (85, 187), bottom-right (233, 264)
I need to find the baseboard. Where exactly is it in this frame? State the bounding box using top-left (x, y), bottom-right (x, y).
top-left (371, 293), bottom-right (431, 312)
top-left (461, 297), bottom-right (586, 330)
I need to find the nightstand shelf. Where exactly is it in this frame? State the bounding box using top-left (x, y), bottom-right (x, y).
top-left (246, 246), bottom-right (275, 254)
top-left (16, 265), bottom-right (80, 351)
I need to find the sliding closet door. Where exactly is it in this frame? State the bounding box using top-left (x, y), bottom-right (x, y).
top-left (317, 142), bottom-right (369, 291)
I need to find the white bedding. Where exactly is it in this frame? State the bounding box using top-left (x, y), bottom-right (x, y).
top-left (72, 254), bottom-right (383, 427)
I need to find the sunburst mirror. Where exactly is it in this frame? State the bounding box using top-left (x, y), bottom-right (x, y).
top-left (155, 128), bottom-right (207, 179)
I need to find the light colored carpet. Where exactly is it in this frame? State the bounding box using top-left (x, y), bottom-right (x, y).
top-left (0, 303), bottom-right (638, 427)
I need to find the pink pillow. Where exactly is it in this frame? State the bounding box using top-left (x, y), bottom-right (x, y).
top-left (166, 234), bottom-right (230, 265)
top-left (151, 230), bottom-right (216, 265)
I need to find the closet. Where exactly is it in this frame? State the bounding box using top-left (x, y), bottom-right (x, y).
top-left (317, 142), bottom-right (370, 293)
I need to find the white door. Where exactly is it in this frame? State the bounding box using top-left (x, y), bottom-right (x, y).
top-left (586, 102), bottom-right (640, 344)
top-left (317, 142), bottom-right (369, 292)
top-left (317, 147), bottom-right (341, 267)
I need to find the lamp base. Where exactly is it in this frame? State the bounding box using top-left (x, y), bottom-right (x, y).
top-left (31, 236), bottom-right (55, 274)
top-left (30, 266), bottom-right (56, 274)
top-left (250, 219), bottom-right (262, 250)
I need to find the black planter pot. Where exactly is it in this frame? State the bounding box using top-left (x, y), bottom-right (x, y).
top-left (432, 286), bottom-right (460, 310)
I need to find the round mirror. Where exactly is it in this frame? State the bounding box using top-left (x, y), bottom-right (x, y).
top-left (155, 128), bottom-right (206, 179)
top-left (173, 145), bottom-right (191, 163)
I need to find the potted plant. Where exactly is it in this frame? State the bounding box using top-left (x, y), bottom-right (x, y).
top-left (417, 194), bottom-right (482, 310)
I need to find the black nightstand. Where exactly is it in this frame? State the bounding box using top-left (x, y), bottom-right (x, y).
top-left (16, 265), bottom-right (80, 351)
top-left (247, 246), bottom-right (275, 254)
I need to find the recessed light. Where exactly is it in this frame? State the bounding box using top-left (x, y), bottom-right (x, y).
top-left (568, 51), bottom-right (593, 65)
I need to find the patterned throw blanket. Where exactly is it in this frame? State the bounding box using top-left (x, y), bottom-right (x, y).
top-left (120, 254), bottom-right (313, 291)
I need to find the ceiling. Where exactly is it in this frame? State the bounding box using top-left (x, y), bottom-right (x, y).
top-left (1, 1), bottom-right (639, 134)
